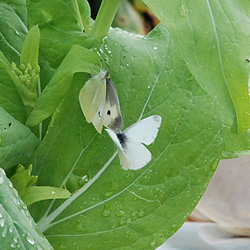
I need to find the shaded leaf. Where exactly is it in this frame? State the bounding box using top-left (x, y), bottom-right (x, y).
top-left (0, 106), bottom-right (39, 170)
top-left (27, 0), bottom-right (99, 68)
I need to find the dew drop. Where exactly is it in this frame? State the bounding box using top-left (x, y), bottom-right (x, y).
top-left (0, 176), bottom-right (4, 185)
top-left (2, 226), bottom-right (7, 238)
top-left (120, 219), bottom-right (126, 226)
top-left (131, 211), bottom-right (137, 217)
top-left (150, 240), bottom-right (156, 247)
top-left (153, 47), bottom-right (158, 50)
top-left (138, 209), bottom-right (144, 218)
top-left (10, 243), bottom-right (16, 248)
top-left (26, 234), bottom-right (35, 245)
top-left (105, 191), bottom-right (113, 197)
top-left (0, 218), bottom-right (5, 227)
top-left (116, 209), bottom-right (125, 217)
top-left (102, 209), bottom-right (110, 217)
top-left (179, 4), bottom-right (187, 17)
top-left (126, 218), bottom-right (132, 224)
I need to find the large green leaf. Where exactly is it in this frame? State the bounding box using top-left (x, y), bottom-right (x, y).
top-left (0, 168), bottom-right (53, 250)
top-left (29, 25), bottom-right (229, 249)
top-left (143, 0), bottom-right (250, 133)
top-left (0, 107), bottom-right (39, 170)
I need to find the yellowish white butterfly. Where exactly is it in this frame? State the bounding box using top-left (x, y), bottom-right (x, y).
top-left (79, 70), bottom-right (123, 133)
top-left (106, 115), bottom-right (162, 170)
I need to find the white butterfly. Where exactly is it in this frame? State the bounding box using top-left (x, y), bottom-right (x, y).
top-left (79, 70), bottom-right (123, 133)
top-left (106, 115), bottom-right (162, 170)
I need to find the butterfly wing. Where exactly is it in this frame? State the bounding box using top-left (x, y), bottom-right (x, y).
top-left (79, 71), bottom-right (106, 133)
top-left (124, 115), bottom-right (162, 145)
top-left (119, 140), bottom-right (152, 170)
top-left (91, 95), bottom-right (106, 133)
top-left (106, 129), bottom-right (152, 170)
top-left (102, 78), bottom-right (123, 131)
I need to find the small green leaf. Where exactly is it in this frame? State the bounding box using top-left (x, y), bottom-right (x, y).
top-left (10, 164), bottom-right (71, 206)
top-left (10, 164), bottom-right (38, 195)
top-left (20, 25), bottom-right (40, 70)
top-left (21, 186), bottom-right (71, 206)
top-left (26, 45), bottom-right (100, 127)
top-left (0, 106), bottom-right (39, 170)
top-left (0, 168), bottom-right (53, 250)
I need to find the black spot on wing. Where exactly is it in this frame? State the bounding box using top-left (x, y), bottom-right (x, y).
top-left (116, 132), bottom-right (127, 148)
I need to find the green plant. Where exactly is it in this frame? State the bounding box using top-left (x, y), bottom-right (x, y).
top-left (1, 0), bottom-right (250, 249)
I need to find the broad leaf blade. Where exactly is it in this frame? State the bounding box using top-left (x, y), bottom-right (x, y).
top-left (143, 0), bottom-right (250, 132)
top-left (30, 26), bottom-right (227, 249)
top-left (0, 107), bottom-right (39, 170)
top-left (0, 168), bottom-right (53, 250)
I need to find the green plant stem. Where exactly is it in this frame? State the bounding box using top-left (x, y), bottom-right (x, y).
top-left (90, 0), bottom-right (120, 40)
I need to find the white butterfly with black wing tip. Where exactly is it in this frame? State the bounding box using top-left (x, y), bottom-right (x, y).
top-left (79, 70), bottom-right (123, 133)
top-left (106, 115), bottom-right (162, 170)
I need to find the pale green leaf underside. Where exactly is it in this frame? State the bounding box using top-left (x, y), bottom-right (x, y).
top-left (143, 0), bottom-right (250, 133)
top-left (0, 168), bottom-right (53, 250)
top-left (22, 186), bottom-right (71, 206)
